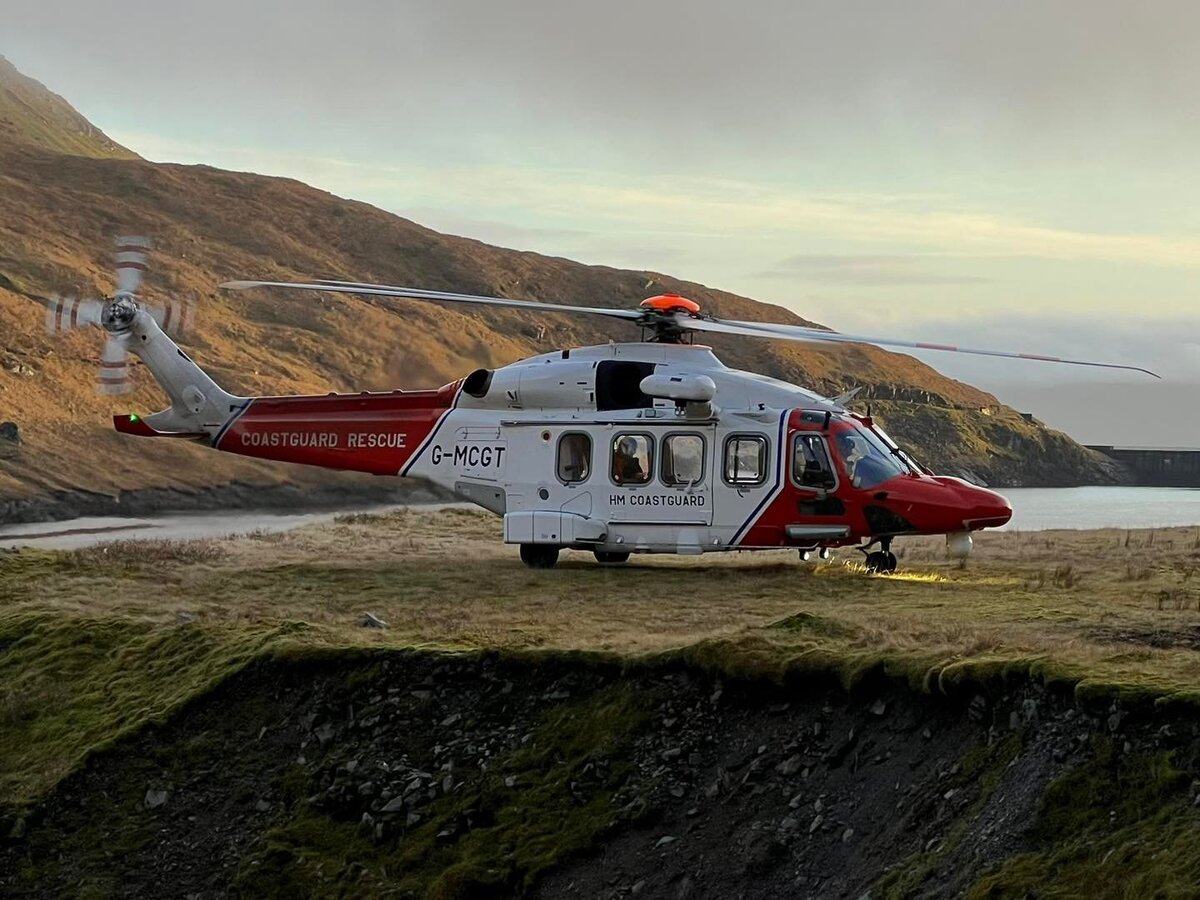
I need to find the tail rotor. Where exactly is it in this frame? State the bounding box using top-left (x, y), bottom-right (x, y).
top-left (44, 236), bottom-right (198, 395)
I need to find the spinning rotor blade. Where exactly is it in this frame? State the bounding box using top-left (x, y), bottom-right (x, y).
top-left (220, 279), bottom-right (645, 324)
top-left (96, 334), bottom-right (132, 395)
top-left (675, 315), bottom-right (1162, 378)
top-left (45, 295), bottom-right (104, 335)
top-left (147, 296), bottom-right (196, 338)
top-left (115, 236), bottom-right (151, 295)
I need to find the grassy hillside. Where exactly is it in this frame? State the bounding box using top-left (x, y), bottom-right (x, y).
top-left (0, 56), bottom-right (135, 160)
top-left (3, 511), bottom-right (1200, 896)
top-left (0, 59), bottom-right (1121, 512)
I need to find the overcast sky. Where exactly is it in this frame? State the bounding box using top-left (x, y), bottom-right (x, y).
top-left (6, 1), bottom-right (1200, 443)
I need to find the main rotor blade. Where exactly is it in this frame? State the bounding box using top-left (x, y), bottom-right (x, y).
top-left (677, 315), bottom-right (1161, 378)
top-left (221, 279), bottom-right (645, 323)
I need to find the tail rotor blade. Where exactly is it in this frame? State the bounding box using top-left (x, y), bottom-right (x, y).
top-left (149, 295), bottom-right (198, 338)
top-left (115, 236), bottom-right (151, 295)
top-left (45, 295), bottom-right (104, 335)
top-left (96, 334), bottom-right (132, 395)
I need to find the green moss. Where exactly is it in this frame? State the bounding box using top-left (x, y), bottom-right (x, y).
top-left (968, 740), bottom-right (1200, 899)
top-left (232, 682), bottom-right (647, 899)
top-left (0, 612), bottom-right (302, 810)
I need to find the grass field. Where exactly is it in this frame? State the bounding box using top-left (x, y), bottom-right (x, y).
top-left (4, 507), bottom-right (1200, 811)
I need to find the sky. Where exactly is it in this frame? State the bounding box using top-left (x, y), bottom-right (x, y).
top-left (5, 0), bottom-right (1200, 444)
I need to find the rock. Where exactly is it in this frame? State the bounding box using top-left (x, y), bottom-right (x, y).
top-left (358, 612), bottom-right (387, 629)
top-left (406, 811), bottom-right (422, 827)
top-left (144, 788), bottom-right (169, 810)
top-left (776, 754), bottom-right (803, 776)
top-left (842, 827), bottom-right (855, 843)
top-left (869, 699), bottom-right (888, 717)
top-left (809, 814), bottom-right (824, 834)
top-left (675, 875), bottom-right (695, 899)
top-left (255, 800), bottom-right (271, 812)
top-left (1022, 698), bottom-right (1040, 725)
top-left (381, 797), bottom-right (405, 813)
top-left (441, 713), bottom-right (462, 727)
top-left (968, 695), bottom-right (988, 723)
top-left (0, 422), bottom-right (19, 444)
top-left (655, 834), bottom-right (678, 848)
top-left (661, 747), bottom-right (683, 761)
top-left (631, 880), bottom-right (646, 895)
top-left (315, 723), bottom-right (335, 745)
top-left (504, 775), bottom-right (517, 788)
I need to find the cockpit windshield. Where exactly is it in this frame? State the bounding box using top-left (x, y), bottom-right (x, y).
top-left (832, 426), bottom-right (907, 489)
top-left (870, 425), bottom-right (923, 474)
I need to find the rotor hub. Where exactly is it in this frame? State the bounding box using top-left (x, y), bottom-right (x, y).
top-left (638, 294), bottom-right (701, 343)
top-left (101, 294), bottom-right (139, 332)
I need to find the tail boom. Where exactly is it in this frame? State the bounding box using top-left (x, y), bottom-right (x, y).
top-left (209, 384), bottom-right (462, 476)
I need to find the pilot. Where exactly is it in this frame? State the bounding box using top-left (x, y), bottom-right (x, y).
top-left (839, 432), bottom-right (892, 488)
top-left (612, 436), bottom-right (645, 484)
top-left (837, 432), bottom-right (865, 485)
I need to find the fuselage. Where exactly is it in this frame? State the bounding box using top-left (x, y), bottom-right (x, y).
top-left (154, 340), bottom-right (1011, 555)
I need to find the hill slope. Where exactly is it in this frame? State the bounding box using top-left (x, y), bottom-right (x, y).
top-left (0, 61), bottom-right (1121, 520)
top-left (0, 55), bottom-right (135, 160)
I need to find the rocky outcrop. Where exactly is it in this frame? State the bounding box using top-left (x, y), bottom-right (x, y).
top-left (3, 652), bottom-right (1196, 899)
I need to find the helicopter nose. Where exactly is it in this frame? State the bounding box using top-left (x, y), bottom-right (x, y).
top-left (962, 485), bottom-right (1012, 530)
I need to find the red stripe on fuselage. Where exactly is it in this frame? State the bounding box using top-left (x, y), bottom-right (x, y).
top-left (217, 382), bottom-right (461, 475)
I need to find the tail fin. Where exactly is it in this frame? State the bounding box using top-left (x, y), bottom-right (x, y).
top-left (113, 307), bottom-right (245, 442)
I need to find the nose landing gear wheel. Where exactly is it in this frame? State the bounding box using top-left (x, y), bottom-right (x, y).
top-left (520, 544), bottom-right (560, 569)
top-left (594, 550), bottom-right (630, 564)
top-left (864, 551), bottom-right (898, 574)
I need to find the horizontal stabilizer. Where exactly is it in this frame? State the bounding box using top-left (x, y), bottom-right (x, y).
top-left (113, 414), bottom-right (206, 439)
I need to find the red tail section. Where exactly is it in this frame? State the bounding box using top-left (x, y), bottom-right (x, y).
top-left (212, 382), bottom-right (461, 476)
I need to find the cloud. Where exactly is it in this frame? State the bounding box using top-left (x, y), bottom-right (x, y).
top-left (760, 254), bottom-right (992, 285)
top-left (825, 309), bottom-right (1200, 385)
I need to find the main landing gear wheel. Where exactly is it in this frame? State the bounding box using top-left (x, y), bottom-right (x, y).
top-left (864, 551), bottom-right (898, 574)
top-left (520, 544), bottom-right (560, 569)
top-left (594, 550), bottom-right (630, 564)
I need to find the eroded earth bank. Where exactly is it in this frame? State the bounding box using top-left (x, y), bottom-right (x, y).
top-left (3, 651), bottom-right (1198, 899)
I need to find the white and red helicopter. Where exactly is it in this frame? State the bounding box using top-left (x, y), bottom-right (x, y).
top-left (48, 239), bottom-right (1158, 572)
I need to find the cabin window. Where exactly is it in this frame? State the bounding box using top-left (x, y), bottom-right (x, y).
top-left (662, 434), bottom-right (705, 486)
top-left (792, 434), bottom-right (836, 490)
top-left (611, 434), bottom-right (653, 485)
top-left (556, 433), bottom-right (592, 484)
top-left (724, 435), bottom-right (768, 486)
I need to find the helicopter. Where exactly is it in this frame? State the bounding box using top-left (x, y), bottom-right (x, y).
top-left (47, 238), bottom-right (1158, 573)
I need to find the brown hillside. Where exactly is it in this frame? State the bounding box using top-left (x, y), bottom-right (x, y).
top-left (0, 67), bottom-right (1120, 515)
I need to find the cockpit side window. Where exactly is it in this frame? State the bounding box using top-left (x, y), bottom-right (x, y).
top-left (792, 434), bottom-right (836, 489)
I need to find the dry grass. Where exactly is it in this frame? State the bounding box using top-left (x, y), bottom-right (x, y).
top-left (6, 509), bottom-right (1200, 808)
top-left (5, 509), bottom-right (1200, 696)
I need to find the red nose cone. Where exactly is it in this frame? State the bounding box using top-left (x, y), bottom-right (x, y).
top-left (641, 294), bottom-right (701, 314)
top-left (971, 488), bottom-right (1013, 529)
